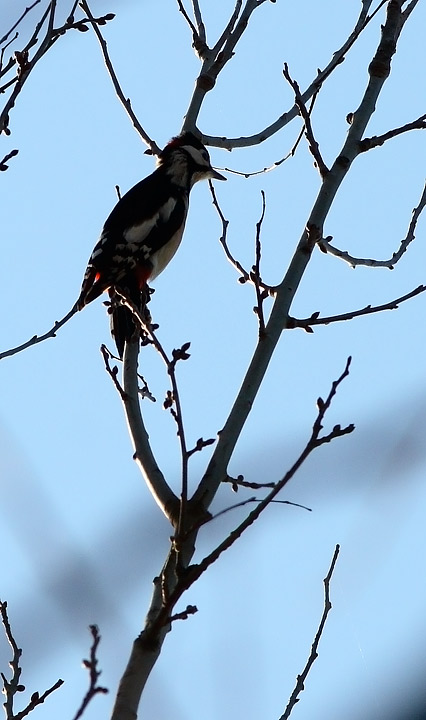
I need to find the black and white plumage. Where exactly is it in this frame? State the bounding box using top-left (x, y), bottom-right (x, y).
top-left (77, 132), bottom-right (226, 357)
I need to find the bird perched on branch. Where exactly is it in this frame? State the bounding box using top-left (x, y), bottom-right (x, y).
top-left (77, 132), bottom-right (226, 357)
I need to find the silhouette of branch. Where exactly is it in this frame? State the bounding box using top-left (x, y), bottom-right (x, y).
top-left (319, 181), bottom-right (426, 268)
top-left (289, 284), bottom-right (426, 332)
top-left (80, 0), bottom-right (161, 155)
top-left (0, 600), bottom-right (63, 720)
top-left (279, 544), bottom-right (340, 719)
top-left (283, 63), bottom-right (329, 179)
top-left (0, 304), bottom-right (78, 361)
top-left (72, 625), bottom-right (108, 720)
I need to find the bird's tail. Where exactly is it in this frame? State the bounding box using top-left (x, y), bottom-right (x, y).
top-left (108, 285), bottom-right (150, 359)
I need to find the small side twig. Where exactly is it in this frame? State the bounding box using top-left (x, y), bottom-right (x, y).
top-left (279, 544), bottom-right (340, 720)
top-left (209, 181), bottom-right (276, 294)
top-left (72, 625), bottom-right (108, 720)
top-left (251, 190), bottom-right (268, 336)
top-left (100, 344), bottom-right (126, 400)
top-left (0, 303), bottom-right (78, 361)
top-left (359, 113), bottom-right (426, 152)
top-left (289, 284), bottom-right (426, 332)
top-left (319, 181), bottom-right (426, 269)
top-left (169, 605), bottom-right (198, 623)
top-left (0, 148), bottom-right (18, 171)
top-left (283, 62), bottom-right (329, 179)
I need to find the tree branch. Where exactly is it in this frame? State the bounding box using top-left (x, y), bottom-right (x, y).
top-left (0, 601), bottom-right (63, 720)
top-left (283, 63), bottom-right (329, 179)
top-left (79, 0), bottom-right (161, 155)
top-left (71, 625), bottom-right (108, 720)
top-left (319, 180), bottom-right (426, 269)
top-left (122, 339), bottom-right (179, 525)
top-left (279, 544), bottom-right (340, 720)
top-left (288, 284), bottom-right (426, 332)
top-left (0, 304), bottom-right (78, 361)
top-left (192, 0), bottom-right (416, 515)
top-left (203, 1), bottom-right (389, 148)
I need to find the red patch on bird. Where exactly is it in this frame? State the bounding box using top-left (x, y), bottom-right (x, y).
top-left (134, 265), bottom-right (152, 289)
top-left (94, 272), bottom-right (101, 282)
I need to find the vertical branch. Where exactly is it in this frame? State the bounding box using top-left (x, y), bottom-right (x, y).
top-left (252, 190), bottom-right (267, 336)
top-left (191, 0), bottom-right (416, 514)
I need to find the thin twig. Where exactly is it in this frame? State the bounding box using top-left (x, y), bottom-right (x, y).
top-left (0, 304), bottom-right (78, 361)
top-left (279, 545), bottom-right (340, 719)
top-left (283, 63), bottom-right (329, 179)
top-left (185, 360), bottom-right (352, 588)
top-left (209, 181), bottom-right (276, 294)
top-left (72, 625), bottom-right (108, 720)
top-left (252, 190), bottom-right (268, 335)
top-left (100, 344), bottom-right (126, 400)
top-left (221, 93), bottom-right (319, 177)
top-left (359, 113), bottom-right (426, 151)
top-left (0, 0), bottom-right (41, 45)
top-left (79, 0), bottom-right (161, 155)
top-left (0, 601), bottom-right (63, 720)
top-left (319, 180), bottom-right (426, 269)
top-left (289, 284), bottom-right (426, 332)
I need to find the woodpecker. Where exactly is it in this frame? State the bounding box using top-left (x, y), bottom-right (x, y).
top-left (77, 132), bottom-right (226, 357)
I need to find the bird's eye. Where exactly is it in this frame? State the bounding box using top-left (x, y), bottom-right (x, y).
top-left (201, 150), bottom-right (210, 161)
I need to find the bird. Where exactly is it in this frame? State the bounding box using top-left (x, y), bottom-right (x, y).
top-left (77, 131), bottom-right (226, 357)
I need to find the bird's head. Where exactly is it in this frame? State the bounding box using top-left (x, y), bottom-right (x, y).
top-left (158, 132), bottom-right (226, 188)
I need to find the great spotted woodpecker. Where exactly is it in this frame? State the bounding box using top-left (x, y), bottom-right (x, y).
top-left (77, 132), bottom-right (226, 357)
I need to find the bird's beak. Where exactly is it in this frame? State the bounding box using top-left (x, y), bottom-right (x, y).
top-left (210, 168), bottom-right (227, 181)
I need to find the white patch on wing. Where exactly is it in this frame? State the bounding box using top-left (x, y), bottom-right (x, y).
top-left (123, 197), bottom-right (177, 243)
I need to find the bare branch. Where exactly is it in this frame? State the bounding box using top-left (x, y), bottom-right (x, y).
top-left (283, 63), bottom-right (329, 179)
top-left (209, 180), bottom-right (250, 283)
top-left (72, 625), bottom-right (108, 720)
top-left (289, 284), bottom-right (426, 331)
top-left (359, 113), bottom-right (426, 151)
top-left (0, 601), bottom-right (63, 720)
top-left (79, 0), bottom-right (161, 155)
top-left (0, 148), bottom-right (18, 171)
top-left (0, 304), bottom-right (78, 361)
top-left (319, 181), bottom-right (426, 269)
top-left (176, 0), bottom-right (209, 59)
top-left (187, 360), bottom-right (353, 584)
top-left (279, 545), bottom-right (340, 720)
top-left (0, 1), bottom-right (41, 45)
top-left (211, 0), bottom-right (242, 55)
top-left (220, 93), bottom-right (318, 177)
top-left (209, 181), bottom-right (275, 294)
top-left (251, 190), bottom-right (268, 335)
top-left (183, 0), bottom-right (268, 131)
top-left (100, 344), bottom-right (127, 401)
top-left (204, 1), bottom-right (389, 148)
top-left (122, 339), bottom-right (179, 525)
top-left (191, 0), bottom-right (206, 43)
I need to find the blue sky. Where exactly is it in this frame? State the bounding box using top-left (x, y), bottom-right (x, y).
top-left (1, 1), bottom-right (426, 719)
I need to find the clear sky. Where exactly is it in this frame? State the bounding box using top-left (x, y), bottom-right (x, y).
top-left (1, 1), bottom-right (426, 719)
